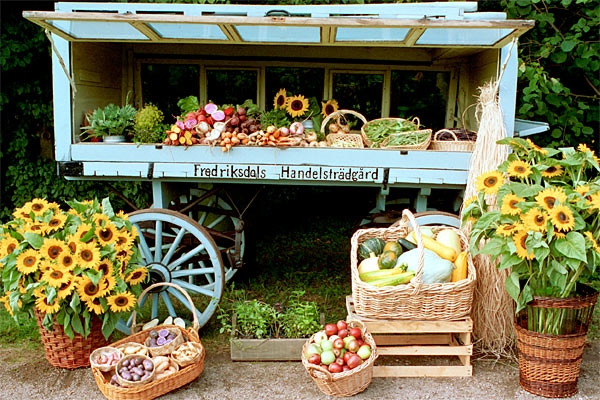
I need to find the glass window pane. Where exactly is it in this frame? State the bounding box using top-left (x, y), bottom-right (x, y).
top-left (416, 28), bottom-right (513, 46)
top-left (390, 70), bottom-right (450, 131)
top-left (49, 20), bottom-right (148, 40)
top-left (141, 64), bottom-right (199, 120)
top-left (236, 26), bottom-right (320, 43)
top-left (336, 27), bottom-right (409, 42)
top-left (206, 69), bottom-right (258, 106)
top-left (265, 67), bottom-right (324, 107)
top-left (332, 73), bottom-right (383, 121)
top-left (147, 23), bottom-right (227, 40)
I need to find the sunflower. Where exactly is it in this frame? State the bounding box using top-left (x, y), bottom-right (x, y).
top-left (98, 274), bottom-right (117, 297)
top-left (107, 291), bottom-right (136, 313)
top-left (521, 208), bottom-right (547, 233)
top-left (541, 165), bottom-right (564, 179)
top-left (286, 95), bottom-right (309, 118)
top-left (94, 259), bottom-right (114, 278)
top-left (575, 185), bottom-right (591, 198)
top-left (475, 171), bottom-right (504, 195)
top-left (16, 249), bottom-right (41, 275)
top-left (321, 99), bottom-right (339, 117)
top-left (584, 231), bottom-right (600, 254)
top-left (115, 230), bottom-right (134, 251)
top-left (38, 260), bottom-right (54, 273)
top-left (93, 213), bottom-right (111, 227)
top-left (0, 237), bottom-right (20, 258)
top-left (273, 88), bottom-right (288, 110)
top-left (513, 231), bottom-right (534, 260)
top-left (535, 187), bottom-right (567, 211)
top-left (115, 247), bottom-right (133, 263)
top-left (56, 252), bottom-right (77, 270)
top-left (85, 297), bottom-right (105, 315)
top-left (66, 235), bottom-right (79, 254)
top-left (35, 293), bottom-right (61, 314)
top-left (496, 223), bottom-right (521, 237)
top-left (48, 202), bottom-right (62, 214)
top-left (40, 238), bottom-right (67, 260)
top-left (554, 232), bottom-right (566, 239)
top-left (507, 160), bottom-right (532, 179)
top-left (76, 276), bottom-right (102, 302)
top-left (75, 223), bottom-right (94, 242)
top-left (42, 267), bottom-right (72, 288)
top-left (12, 204), bottom-right (32, 220)
top-left (116, 210), bottom-right (129, 220)
top-left (56, 278), bottom-right (76, 300)
top-left (29, 198), bottom-right (50, 216)
top-left (46, 213), bottom-right (67, 232)
top-left (125, 267), bottom-right (148, 286)
top-left (549, 205), bottom-right (575, 232)
top-left (526, 138), bottom-right (548, 155)
top-left (0, 292), bottom-right (21, 316)
top-left (589, 193), bottom-right (600, 211)
top-left (95, 223), bottom-right (118, 246)
top-left (577, 143), bottom-right (592, 153)
top-left (77, 241), bottom-right (101, 269)
top-left (23, 222), bottom-right (49, 236)
top-left (500, 194), bottom-right (525, 215)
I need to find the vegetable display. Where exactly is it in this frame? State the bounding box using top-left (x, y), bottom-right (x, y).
top-left (363, 118), bottom-right (420, 144)
top-left (357, 240), bottom-right (413, 287)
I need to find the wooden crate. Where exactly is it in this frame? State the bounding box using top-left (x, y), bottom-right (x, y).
top-left (346, 296), bottom-right (473, 377)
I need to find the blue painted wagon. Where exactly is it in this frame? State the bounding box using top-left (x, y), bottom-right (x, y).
top-left (23, 1), bottom-right (544, 331)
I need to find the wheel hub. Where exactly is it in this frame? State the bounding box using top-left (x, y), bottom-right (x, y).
top-left (145, 262), bottom-right (171, 292)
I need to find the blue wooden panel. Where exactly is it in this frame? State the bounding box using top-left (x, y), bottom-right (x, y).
top-left (499, 41), bottom-right (519, 137)
top-left (387, 168), bottom-right (468, 185)
top-left (82, 162), bottom-right (149, 177)
top-left (416, 28), bottom-right (513, 46)
top-left (52, 34), bottom-right (71, 162)
top-left (336, 27), bottom-right (410, 42)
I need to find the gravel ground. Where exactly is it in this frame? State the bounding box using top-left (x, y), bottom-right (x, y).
top-left (0, 341), bottom-right (598, 399)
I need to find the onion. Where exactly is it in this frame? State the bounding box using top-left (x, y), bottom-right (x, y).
top-left (290, 122), bottom-right (304, 135)
top-left (197, 121), bottom-right (210, 133)
top-left (204, 103), bottom-right (218, 114)
top-left (279, 127), bottom-right (289, 136)
top-left (212, 110), bottom-right (225, 121)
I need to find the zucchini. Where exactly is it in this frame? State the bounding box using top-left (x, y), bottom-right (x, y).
top-left (397, 237), bottom-right (416, 251)
top-left (359, 268), bottom-right (409, 283)
top-left (367, 271), bottom-right (415, 287)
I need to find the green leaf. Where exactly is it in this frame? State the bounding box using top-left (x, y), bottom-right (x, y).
top-left (23, 232), bottom-right (43, 249)
top-left (101, 197), bottom-right (115, 218)
top-left (498, 253), bottom-right (524, 270)
top-left (81, 229), bottom-right (95, 243)
top-left (516, 283), bottom-right (533, 313)
top-left (46, 286), bottom-right (57, 304)
top-left (505, 271), bottom-right (521, 304)
top-left (71, 314), bottom-right (84, 336)
top-left (507, 182), bottom-right (544, 198)
top-left (70, 291), bottom-right (80, 311)
top-left (55, 309), bottom-right (66, 326)
top-left (480, 238), bottom-right (504, 258)
top-left (555, 232), bottom-right (587, 262)
top-left (102, 312), bottom-right (118, 340)
top-left (561, 40), bottom-right (577, 52)
top-left (84, 269), bottom-right (102, 286)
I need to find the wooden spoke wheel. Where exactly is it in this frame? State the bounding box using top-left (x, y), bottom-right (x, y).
top-left (116, 209), bottom-right (224, 333)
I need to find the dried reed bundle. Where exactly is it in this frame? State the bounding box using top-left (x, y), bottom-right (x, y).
top-left (461, 80), bottom-right (515, 358)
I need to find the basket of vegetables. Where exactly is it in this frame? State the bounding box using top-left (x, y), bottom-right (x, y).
top-left (361, 117), bottom-right (431, 149)
top-left (321, 109), bottom-right (367, 148)
top-left (429, 128), bottom-right (477, 152)
top-left (350, 209), bottom-right (476, 320)
top-left (91, 282), bottom-right (205, 400)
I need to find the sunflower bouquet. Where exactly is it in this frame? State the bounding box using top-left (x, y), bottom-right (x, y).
top-left (463, 138), bottom-right (599, 332)
top-left (0, 198), bottom-right (148, 340)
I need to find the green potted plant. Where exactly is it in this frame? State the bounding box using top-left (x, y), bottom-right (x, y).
top-left (133, 103), bottom-right (167, 144)
top-left (463, 138), bottom-right (599, 397)
top-left (0, 197), bottom-right (148, 368)
top-left (82, 102), bottom-right (137, 143)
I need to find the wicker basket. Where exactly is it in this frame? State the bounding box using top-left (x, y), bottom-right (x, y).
top-left (361, 117), bottom-right (430, 149)
top-left (301, 320), bottom-right (377, 397)
top-left (35, 309), bottom-right (109, 369)
top-left (514, 285), bottom-right (598, 398)
top-left (145, 327), bottom-right (184, 357)
top-left (381, 129), bottom-right (432, 150)
top-left (115, 354), bottom-right (156, 388)
top-left (429, 129), bottom-right (476, 152)
top-left (351, 209), bottom-right (476, 320)
top-left (92, 282), bottom-right (205, 400)
top-left (321, 110), bottom-right (367, 148)
top-left (90, 347), bottom-right (125, 372)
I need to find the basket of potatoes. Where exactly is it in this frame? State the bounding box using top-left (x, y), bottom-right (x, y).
top-left (91, 283), bottom-right (205, 400)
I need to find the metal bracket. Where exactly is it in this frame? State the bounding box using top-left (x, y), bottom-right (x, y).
top-left (58, 161), bottom-right (83, 177)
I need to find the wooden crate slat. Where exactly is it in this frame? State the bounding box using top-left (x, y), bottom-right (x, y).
top-left (374, 333), bottom-right (451, 346)
top-left (376, 344), bottom-right (472, 356)
top-left (373, 365), bottom-right (473, 378)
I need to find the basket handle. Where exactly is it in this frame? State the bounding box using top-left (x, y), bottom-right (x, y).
top-left (398, 209), bottom-right (426, 294)
top-left (410, 116), bottom-right (421, 129)
top-left (434, 129), bottom-right (458, 142)
top-left (305, 363), bottom-right (335, 382)
top-left (130, 282), bottom-right (200, 335)
top-left (320, 109), bottom-right (368, 133)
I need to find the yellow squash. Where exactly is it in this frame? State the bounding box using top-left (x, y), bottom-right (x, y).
top-left (451, 251), bottom-right (468, 282)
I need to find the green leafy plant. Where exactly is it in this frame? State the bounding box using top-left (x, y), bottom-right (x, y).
top-left (133, 103), bottom-right (167, 144)
top-left (463, 138), bottom-right (599, 333)
top-left (81, 103), bottom-right (138, 139)
top-left (279, 290), bottom-right (321, 338)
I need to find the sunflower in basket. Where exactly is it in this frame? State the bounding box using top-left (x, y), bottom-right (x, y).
top-left (0, 198), bottom-right (148, 339)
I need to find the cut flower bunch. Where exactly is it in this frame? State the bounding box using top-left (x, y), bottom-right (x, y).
top-left (463, 138), bottom-right (599, 332)
top-left (0, 198), bottom-right (148, 340)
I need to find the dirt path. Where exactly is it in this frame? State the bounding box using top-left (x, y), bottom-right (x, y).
top-left (0, 342), bottom-right (598, 399)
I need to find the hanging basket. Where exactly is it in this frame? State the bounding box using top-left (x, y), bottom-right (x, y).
top-left (35, 308), bottom-right (109, 369)
top-left (515, 285), bottom-right (598, 398)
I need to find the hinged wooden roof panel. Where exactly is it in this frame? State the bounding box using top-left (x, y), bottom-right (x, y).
top-left (24, 2), bottom-right (534, 48)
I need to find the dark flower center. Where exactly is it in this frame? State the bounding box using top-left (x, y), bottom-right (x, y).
top-left (115, 296), bottom-right (128, 306)
top-left (290, 100), bottom-right (303, 111)
top-left (557, 211), bottom-right (569, 223)
top-left (325, 104), bottom-right (335, 115)
top-left (49, 219), bottom-right (61, 227)
top-left (84, 282), bottom-right (99, 296)
top-left (32, 203), bottom-right (44, 211)
top-left (50, 270), bottom-right (63, 279)
top-left (484, 176), bottom-right (498, 187)
top-left (48, 246), bottom-right (62, 259)
top-left (99, 229), bottom-right (113, 241)
top-left (276, 95), bottom-right (285, 107)
top-left (534, 215), bottom-right (545, 225)
top-left (544, 197), bottom-right (556, 208)
top-left (81, 249), bottom-right (93, 262)
top-left (61, 255), bottom-right (74, 267)
top-left (24, 256), bottom-right (36, 266)
top-left (509, 200), bottom-right (519, 208)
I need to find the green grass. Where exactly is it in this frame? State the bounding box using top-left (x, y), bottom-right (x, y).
top-left (0, 310), bottom-right (42, 351)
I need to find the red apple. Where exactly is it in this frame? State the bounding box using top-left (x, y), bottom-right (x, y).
top-left (337, 320), bottom-right (348, 331)
top-left (349, 327), bottom-right (362, 340)
top-left (308, 354), bottom-right (321, 365)
top-left (328, 363), bottom-right (343, 373)
top-left (347, 354), bottom-right (363, 369)
top-left (343, 365), bottom-right (351, 372)
top-left (347, 339), bottom-right (360, 353)
top-left (337, 328), bottom-right (348, 339)
top-left (332, 348), bottom-right (341, 358)
top-left (333, 338), bottom-right (345, 350)
top-left (324, 323), bottom-right (338, 337)
top-left (335, 357), bottom-right (344, 366)
top-left (343, 351), bottom-right (354, 364)
top-left (357, 339), bottom-right (365, 347)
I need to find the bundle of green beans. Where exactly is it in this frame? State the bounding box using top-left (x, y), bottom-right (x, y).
top-left (384, 131), bottom-right (430, 147)
top-left (363, 118), bottom-right (420, 144)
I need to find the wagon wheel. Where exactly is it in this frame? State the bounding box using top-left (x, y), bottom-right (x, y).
top-left (170, 185), bottom-right (245, 285)
top-left (116, 208), bottom-right (224, 333)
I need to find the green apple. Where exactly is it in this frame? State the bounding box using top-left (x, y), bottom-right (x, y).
top-left (314, 331), bottom-right (328, 344)
top-left (320, 350), bottom-right (336, 365)
top-left (320, 339), bottom-right (334, 352)
top-left (305, 343), bottom-right (321, 357)
top-left (357, 344), bottom-right (372, 360)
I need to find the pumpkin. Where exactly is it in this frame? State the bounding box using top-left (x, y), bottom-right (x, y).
top-left (358, 238), bottom-right (386, 260)
top-left (382, 241), bottom-right (403, 258)
top-left (358, 252), bottom-right (380, 275)
top-left (378, 250), bottom-right (398, 270)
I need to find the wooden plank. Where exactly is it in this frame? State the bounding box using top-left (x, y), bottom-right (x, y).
top-left (52, 34), bottom-right (72, 161)
top-left (373, 365), bottom-right (472, 377)
top-left (376, 344), bottom-right (472, 356)
top-left (219, 24), bottom-right (242, 42)
top-left (362, 319), bottom-right (473, 334)
top-left (403, 27), bottom-right (425, 46)
top-left (320, 26), bottom-right (332, 44)
top-left (83, 162), bottom-right (149, 177)
top-left (130, 22), bottom-right (161, 41)
top-left (373, 334), bottom-right (451, 346)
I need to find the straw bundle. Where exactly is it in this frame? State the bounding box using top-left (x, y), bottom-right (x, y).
top-left (461, 80), bottom-right (514, 358)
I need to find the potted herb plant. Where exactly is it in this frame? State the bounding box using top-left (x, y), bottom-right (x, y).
top-left (81, 102), bottom-right (137, 143)
top-left (0, 198), bottom-right (148, 369)
top-left (218, 289), bottom-right (323, 361)
top-left (132, 103), bottom-right (167, 144)
top-left (463, 138), bottom-right (599, 397)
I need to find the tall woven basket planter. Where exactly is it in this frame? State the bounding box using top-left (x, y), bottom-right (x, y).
top-left (35, 309), bottom-right (109, 369)
top-left (515, 284), bottom-right (598, 398)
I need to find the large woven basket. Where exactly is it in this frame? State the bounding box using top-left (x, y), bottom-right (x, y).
top-left (35, 309), bottom-right (109, 369)
top-left (514, 285), bottom-right (598, 398)
top-left (92, 282), bottom-right (205, 400)
top-left (429, 129), bottom-right (476, 152)
top-left (301, 320), bottom-right (377, 397)
top-left (351, 209), bottom-right (476, 320)
top-left (361, 117), bottom-right (430, 149)
top-left (321, 109), bottom-right (367, 148)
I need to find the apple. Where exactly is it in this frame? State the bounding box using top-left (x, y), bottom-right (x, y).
top-left (347, 354), bottom-right (362, 369)
top-left (337, 328), bottom-right (348, 339)
top-left (328, 335), bottom-right (340, 342)
top-left (347, 339), bottom-right (360, 353)
top-left (324, 323), bottom-right (338, 337)
top-left (320, 340), bottom-right (334, 352)
top-left (343, 336), bottom-right (355, 347)
top-left (308, 353), bottom-right (321, 365)
top-left (343, 365), bottom-right (351, 372)
top-left (349, 327), bottom-right (362, 340)
top-left (320, 350), bottom-right (336, 365)
top-left (333, 338), bottom-right (345, 350)
top-left (305, 343), bottom-right (321, 357)
top-left (357, 344), bottom-right (372, 360)
top-left (314, 331), bottom-right (328, 344)
top-left (343, 351), bottom-right (354, 364)
top-left (335, 357), bottom-right (344, 366)
top-left (328, 363), bottom-right (343, 373)
top-left (357, 339), bottom-right (365, 347)
top-left (332, 348), bottom-right (341, 358)
top-left (337, 320), bottom-right (348, 331)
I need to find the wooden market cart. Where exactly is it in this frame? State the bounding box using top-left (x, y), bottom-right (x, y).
top-left (24, 2), bottom-right (542, 331)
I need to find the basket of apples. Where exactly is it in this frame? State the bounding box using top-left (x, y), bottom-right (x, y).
top-left (301, 319), bottom-right (377, 397)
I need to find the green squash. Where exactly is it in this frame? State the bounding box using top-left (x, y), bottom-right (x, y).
top-left (378, 250), bottom-right (398, 270)
top-left (383, 241), bottom-right (403, 258)
top-left (358, 238), bottom-right (386, 260)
